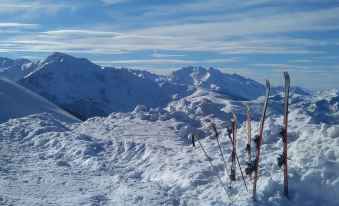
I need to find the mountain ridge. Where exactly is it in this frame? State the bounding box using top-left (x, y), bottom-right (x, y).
top-left (0, 52), bottom-right (293, 119)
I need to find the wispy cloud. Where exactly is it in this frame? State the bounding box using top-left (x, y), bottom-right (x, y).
top-left (1, 3), bottom-right (339, 55)
top-left (0, 0), bottom-right (78, 18)
top-left (288, 59), bottom-right (314, 63)
top-left (150, 53), bottom-right (186, 58)
top-left (94, 59), bottom-right (196, 65)
top-left (0, 22), bottom-right (40, 28)
top-left (101, 0), bottom-right (127, 5)
top-left (42, 30), bottom-right (122, 36)
top-left (93, 57), bottom-right (245, 65)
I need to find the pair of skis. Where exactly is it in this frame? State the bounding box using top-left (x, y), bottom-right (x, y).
top-left (248, 72), bottom-right (290, 201)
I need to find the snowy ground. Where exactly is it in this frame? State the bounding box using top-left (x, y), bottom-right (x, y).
top-left (1, 88), bottom-right (338, 205)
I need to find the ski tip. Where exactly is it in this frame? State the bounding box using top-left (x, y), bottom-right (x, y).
top-left (265, 79), bottom-right (270, 88)
top-left (231, 112), bottom-right (237, 121)
top-left (284, 71), bottom-right (290, 79)
top-left (284, 71), bottom-right (290, 86)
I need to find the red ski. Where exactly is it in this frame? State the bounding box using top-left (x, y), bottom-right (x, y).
top-left (252, 80), bottom-right (270, 201)
top-left (277, 72), bottom-right (290, 198)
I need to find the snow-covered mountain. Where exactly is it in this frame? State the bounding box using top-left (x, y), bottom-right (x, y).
top-left (162, 66), bottom-right (264, 100)
top-left (0, 57), bottom-right (38, 81)
top-left (0, 53), bottom-right (266, 120)
top-left (17, 53), bottom-right (175, 120)
top-left (0, 76), bottom-right (79, 123)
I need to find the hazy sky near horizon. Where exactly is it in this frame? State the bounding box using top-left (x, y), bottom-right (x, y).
top-left (0, 0), bottom-right (339, 90)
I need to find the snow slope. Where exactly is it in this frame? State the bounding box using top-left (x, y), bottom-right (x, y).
top-left (0, 87), bottom-right (338, 205)
top-left (0, 76), bottom-right (79, 124)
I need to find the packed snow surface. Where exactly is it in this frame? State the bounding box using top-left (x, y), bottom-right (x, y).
top-left (1, 85), bottom-right (338, 205)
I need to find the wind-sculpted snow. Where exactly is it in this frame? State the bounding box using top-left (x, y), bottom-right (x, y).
top-left (0, 87), bottom-right (338, 205)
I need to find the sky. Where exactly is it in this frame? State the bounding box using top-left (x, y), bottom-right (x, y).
top-left (0, 0), bottom-right (339, 90)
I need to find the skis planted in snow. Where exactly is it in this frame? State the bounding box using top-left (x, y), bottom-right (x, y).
top-left (277, 72), bottom-right (290, 198)
top-left (227, 113), bottom-right (248, 191)
top-left (245, 105), bottom-right (252, 162)
top-left (252, 80), bottom-right (270, 201)
top-left (211, 123), bottom-right (231, 179)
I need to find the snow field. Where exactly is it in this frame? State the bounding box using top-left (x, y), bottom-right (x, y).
top-left (1, 87), bottom-right (338, 205)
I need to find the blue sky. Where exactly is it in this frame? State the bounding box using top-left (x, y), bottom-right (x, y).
top-left (1, 0), bottom-right (339, 90)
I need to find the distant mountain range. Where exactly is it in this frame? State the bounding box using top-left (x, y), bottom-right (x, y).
top-left (1, 52), bottom-right (266, 120)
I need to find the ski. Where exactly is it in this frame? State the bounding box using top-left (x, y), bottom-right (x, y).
top-left (245, 105), bottom-right (252, 162)
top-left (226, 113), bottom-right (248, 191)
top-left (191, 131), bottom-right (232, 201)
top-left (252, 80), bottom-right (270, 201)
top-left (230, 112), bottom-right (237, 183)
top-left (277, 72), bottom-right (290, 198)
top-left (211, 123), bottom-right (231, 180)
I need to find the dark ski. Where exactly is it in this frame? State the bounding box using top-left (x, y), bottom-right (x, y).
top-left (252, 80), bottom-right (270, 201)
top-left (277, 72), bottom-right (290, 198)
top-left (230, 112), bottom-right (237, 183)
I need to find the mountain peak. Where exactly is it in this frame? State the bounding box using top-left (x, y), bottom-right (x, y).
top-left (166, 66), bottom-right (264, 100)
top-left (44, 52), bottom-right (79, 63)
top-left (38, 52), bottom-right (100, 74)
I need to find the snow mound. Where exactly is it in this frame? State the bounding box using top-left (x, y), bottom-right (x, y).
top-left (0, 76), bottom-right (79, 123)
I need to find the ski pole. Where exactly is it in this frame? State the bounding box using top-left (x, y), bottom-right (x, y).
top-left (211, 123), bottom-right (231, 178)
top-left (192, 131), bottom-right (233, 201)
